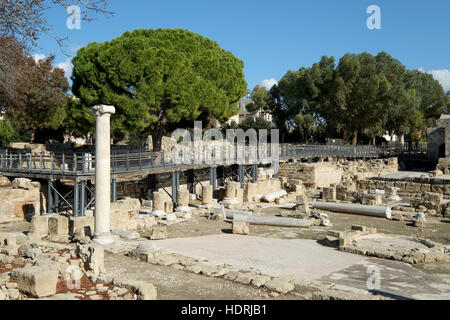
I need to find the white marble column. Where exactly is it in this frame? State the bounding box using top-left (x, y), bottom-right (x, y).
top-left (91, 105), bottom-right (116, 245)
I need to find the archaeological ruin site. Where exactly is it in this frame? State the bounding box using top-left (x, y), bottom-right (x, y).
top-left (0, 107), bottom-right (449, 301)
top-left (0, 2), bottom-right (449, 309)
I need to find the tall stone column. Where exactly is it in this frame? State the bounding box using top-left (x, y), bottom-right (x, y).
top-left (91, 105), bottom-right (116, 245)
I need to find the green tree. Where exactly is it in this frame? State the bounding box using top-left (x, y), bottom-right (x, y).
top-left (1, 52), bottom-right (69, 142)
top-left (270, 51), bottom-right (426, 145)
top-left (72, 29), bottom-right (247, 151)
top-left (294, 113), bottom-right (317, 143)
top-left (62, 96), bottom-right (96, 142)
top-left (246, 85), bottom-right (270, 113)
top-left (0, 120), bottom-right (18, 147)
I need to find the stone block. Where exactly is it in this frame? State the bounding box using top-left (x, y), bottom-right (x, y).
top-left (232, 220), bottom-right (249, 235)
top-left (423, 192), bottom-right (443, 205)
top-left (76, 244), bottom-right (106, 276)
top-left (322, 187), bottom-right (336, 201)
top-left (0, 176), bottom-right (11, 188)
top-left (29, 215), bottom-right (49, 236)
top-left (69, 216), bottom-right (93, 237)
top-left (150, 225), bottom-right (167, 240)
top-left (11, 266), bottom-right (58, 298)
top-left (48, 215), bottom-right (69, 235)
top-left (11, 178), bottom-right (33, 190)
top-left (264, 277), bottom-right (294, 294)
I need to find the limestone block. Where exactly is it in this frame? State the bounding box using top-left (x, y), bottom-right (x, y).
top-left (322, 187), bottom-right (336, 201)
top-left (264, 277), bottom-right (294, 294)
top-left (69, 216), bottom-right (93, 236)
top-left (110, 198), bottom-right (141, 230)
top-left (202, 184), bottom-right (213, 205)
top-left (0, 176), bottom-right (11, 188)
top-left (11, 178), bottom-right (33, 190)
top-left (292, 184), bottom-right (303, 195)
top-left (211, 207), bottom-right (226, 220)
top-left (11, 266), bottom-right (58, 298)
top-left (152, 192), bottom-right (165, 212)
top-left (29, 215), bottom-right (49, 237)
top-left (164, 201), bottom-right (173, 213)
top-left (48, 215), bottom-right (69, 235)
top-left (423, 192), bottom-right (443, 205)
top-left (150, 225), bottom-right (167, 240)
top-left (232, 220), bottom-right (249, 235)
top-left (76, 244), bottom-right (106, 276)
top-left (226, 181), bottom-right (241, 199)
top-left (177, 189), bottom-right (190, 207)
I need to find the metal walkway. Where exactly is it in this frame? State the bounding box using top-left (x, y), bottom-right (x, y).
top-left (0, 143), bottom-right (427, 217)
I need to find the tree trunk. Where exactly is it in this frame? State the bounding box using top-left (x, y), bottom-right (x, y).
top-left (30, 126), bottom-right (37, 143)
top-left (342, 129), bottom-right (348, 142)
top-left (151, 115), bottom-right (168, 152)
top-left (352, 130), bottom-right (358, 146)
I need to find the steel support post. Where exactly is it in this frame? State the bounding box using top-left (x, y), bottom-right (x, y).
top-left (210, 167), bottom-right (217, 196)
top-left (74, 180), bottom-right (79, 217)
top-left (47, 180), bottom-right (53, 214)
top-left (53, 182), bottom-right (59, 213)
top-left (252, 164), bottom-right (258, 183)
top-left (172, 171), bottom-right (179, 205)
top-left (239, 165), bottom-right (245, 188)
top-left (80, 180), bottom-right (86, 216)
top-left (111, 176), bottom-right (117, 203)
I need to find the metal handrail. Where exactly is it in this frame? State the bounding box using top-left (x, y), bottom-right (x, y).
top-left (0, 143), bottom-right (426, 176)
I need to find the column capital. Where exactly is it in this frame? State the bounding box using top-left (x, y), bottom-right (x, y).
top-left (91, 105), bottom-right (116, 116)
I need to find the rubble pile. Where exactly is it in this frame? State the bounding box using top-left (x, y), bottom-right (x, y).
top-left (0, 233), bottom-right (157, 300)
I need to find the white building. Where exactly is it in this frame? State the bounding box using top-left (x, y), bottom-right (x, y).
top-left (226, 98), bottom-right (273, 126)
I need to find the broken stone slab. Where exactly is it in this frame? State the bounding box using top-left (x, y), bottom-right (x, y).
top-left (128, 243), bottom-right (160, 262)
top-left (233, 214), bottom-right (310, 228)
top-left (0, 273), bottom-right (10, 285)
top-left (0, 175), bottom-right (11, 188)
top-left (48, 215), bottom-right (69, 235)
top-left (111, 229), bottom-right (140, 240)
top-left (261, 190), bottom-right (288, 203)
top-left (165, 213), bottom-right (177, 222)
top-left (311, 202), bottom-right (392, 219)
top-left (112, 278), bottom-right (157, 300)
top-left (1, 245), bottom-right (19, 256)
top-left (11, 178), bottom-right (33, 190)
top-left (251, 275), bottom-right (272, 287)
top-left (29, 215), bottom-right (49, 237)
top-left (76, 244), bottom-right (106, 276)
top-left (264, 277), bottom-right (295, 294)
top-left (0, 232), bottom-right (27, 246)
top-left (11, 266), bottom-right (58, 298)
top-left (320, 218), bottom-right (333, 227)
top-left (232, 220), bottom-right (249, 235)
top-left (69, 216), bottom-right (93, 237)
top-left (150, 225), bottom-right (168, 240)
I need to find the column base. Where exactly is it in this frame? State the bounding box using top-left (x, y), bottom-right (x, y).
top-left (221, 197), bottom-right (239, 205)
top-left (175, 206), bottom-right (191, 213)
top-left (92, 232), bottom-right (119, 245)
top-left (152, 210), bottom-right (166, 217)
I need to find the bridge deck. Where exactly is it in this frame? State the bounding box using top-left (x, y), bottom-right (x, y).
top-left (0, 144), bottom-right (427, 181)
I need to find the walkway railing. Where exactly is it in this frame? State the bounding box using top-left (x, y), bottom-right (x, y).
top-left (0, 143), bottom-right (427, 177)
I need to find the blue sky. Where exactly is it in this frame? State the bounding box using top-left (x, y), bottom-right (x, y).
top-left (33, 0), bottom-right (450, 92)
